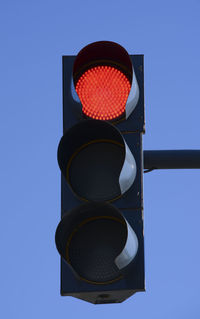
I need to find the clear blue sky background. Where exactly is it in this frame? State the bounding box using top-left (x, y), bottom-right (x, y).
top-left (1, 0), bottom-right (200, 318)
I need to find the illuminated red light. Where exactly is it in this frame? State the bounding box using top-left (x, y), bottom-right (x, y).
top-left (75, 66), bottom-right (131, 121)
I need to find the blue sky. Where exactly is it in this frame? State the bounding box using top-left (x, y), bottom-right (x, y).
top-left (1, 0), bottom-right (200, 318)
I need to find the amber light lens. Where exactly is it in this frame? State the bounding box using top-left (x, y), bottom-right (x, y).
top-left (75, 66), bottom-right (131, 121)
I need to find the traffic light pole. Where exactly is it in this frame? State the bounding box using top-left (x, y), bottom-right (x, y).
top-left (144, 150), bottom-right (200, 171)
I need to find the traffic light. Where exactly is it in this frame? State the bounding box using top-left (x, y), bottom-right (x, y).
top-left (55, 41), bottom-right (145, 304)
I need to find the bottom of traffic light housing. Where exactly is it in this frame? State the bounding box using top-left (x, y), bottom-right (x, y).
top-left (55, 203), bottom-right (145, 304)
top-left (61, 289), bottom-right (145, 304)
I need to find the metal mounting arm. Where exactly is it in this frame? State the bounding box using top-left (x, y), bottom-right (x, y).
top-left (144, 150), bottom-right (200, 171)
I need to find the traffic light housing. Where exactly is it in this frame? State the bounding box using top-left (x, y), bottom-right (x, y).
top-left (55, 41), bottom-right (145, 304)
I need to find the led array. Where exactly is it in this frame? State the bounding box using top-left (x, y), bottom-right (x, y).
top-left (75, 66), bottom-right (131, 121)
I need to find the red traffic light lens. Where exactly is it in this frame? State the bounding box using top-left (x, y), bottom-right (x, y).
top-left (75, 66), bottom-right (131, 121)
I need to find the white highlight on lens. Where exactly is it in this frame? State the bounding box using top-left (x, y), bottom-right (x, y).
top-left (125, 65), bottom-right (139, 118)
top-left (115, 220), bottom-right (138, 270)
top-left (119, 143), bottom-right (137, 195)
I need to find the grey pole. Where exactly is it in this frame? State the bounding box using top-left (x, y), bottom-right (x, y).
top-left (143, 150), bottom-right (200, 170)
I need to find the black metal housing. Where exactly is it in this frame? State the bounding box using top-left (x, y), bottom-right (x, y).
top-left (57, 54), bottom-right (145, 304)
